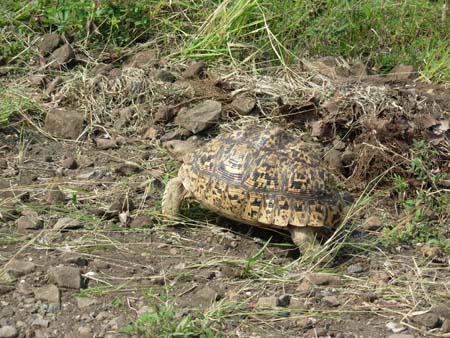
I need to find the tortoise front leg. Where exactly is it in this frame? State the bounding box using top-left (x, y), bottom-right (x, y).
top-left (289, 226), bottom-right (319, 254)
top-left (162, 177), bottom-right (187, 217)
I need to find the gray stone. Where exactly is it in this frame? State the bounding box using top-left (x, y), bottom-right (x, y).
top-left (174, 100), bottom-right (222, 133)
top-left (45, 187), bottom-right (66, 204)
top-left (53, 217), bottom-right (83, 231)
top-left (182, 61), bottom-right (206, 79)
top-left (362, 216), bottom-right (382, 231)
top-left (442, 319), bottom-right (450, 333)
top-left (48, 266), bottom-right (82, 289)
top-left (255, 296), bottom-right (277, 308)
top-left (387, 64), bottom-right (416, 81)
top-left (430, 304), bottom-right (450, 320)
top-left (0, 325), bottom-right (18, 338)
top-left (38, 33), bottom-right (62, 57)
top-left (48, 44), bottom-right (75, 68)
top-left (412, 312), bottom-right (440, 328)
top-left (143, 125), bottom-right (164, 140)
top-left (0, 306), bottom-right (14, 318)
top-left (347, 264), bottom-right (364, 274)
top-left (61, 157), bottom-right (78, 169)
top-left (32, 317), bottom-right (49, 328)
top-left (17, 211), bottom-right (43, 231)
top-left (33, 284), bottom-right (60, 305)
top-left (230, 95), bottom-right (256, 115)
top-left (153, 69), bottom-right (176, 83)
top-left (306, 273), bottom-right (341, 286)
top-left (5, 260), bottom-right (36, 277)
top-left (61, 253), bottom-right (88, 266)
top-left (160, 127), bottom-right (192, 141)
top-left (0, 159), bottom-right (7, 169)
top-left (322, 295), bottom-right (341, 307)
top-left (94, 138), bottom-right (118, 150)
top-left (44, 108), bottom-right (84, 139)
top-left (388, 335), bottom-right (415, 338)
top-left (153, 105), bottom-right (175, 124)
top-left (76, 297), bottom-right (98, 309)
top-left (124, 50), bottom-right (158, 69)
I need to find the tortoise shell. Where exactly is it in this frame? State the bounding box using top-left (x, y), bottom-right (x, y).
top-left (178, 126), bottom-right (346, 229)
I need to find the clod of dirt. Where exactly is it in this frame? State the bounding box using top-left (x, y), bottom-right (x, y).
top-left (76, 297), bottom-right (98, 309)
top-left (45, 76), bottom-right (63, 95)
top-left (388, 334), bottom-right (415, 338)
top-left (48, 266), bottom-right (83, 289)
top-left (130, 214), bottom-right (153, 228)
top-left (44, 108), bottom-right (84, 139)
top-left (152, 69), bottom-right (177, 83)
top-left (45, 187), bottom-right (66, 205)
top-left (153, 105), bottom-right (176, 124)
top-left (91, 63), bottom-right (114, 76)
top-left (114, 163), bottom-right (142, 176)
top-left (61, 157), bottom-right (78, 169)
top-left (61, 253), bottom-right (88, 266)
top-left (362, 216), bottom-right (382, 231)
top-left (347, 263), bottom-right (364, 274)
top-left (48, 44), bottom-right (75, 69)
top-left (165, 138), bottom-right (202, 162)
top-left (28, 74), bottom-right (47, 88)
top-left (442, 319), bottom-right (450, 333)
top-left (143, 125), bottom-right (164, 140)
top-left (306, 273), bottom-right (341, 286)
top-left (113, 107), bottom-right (134, 128)
top-left (324, 149), bottom-right (343, 173)
top-left (160, 128), bottom-right (192, 141)
top-left (430, 304), bottom-right (450, 320)
top-left (38, 33), bottom-right (62, 57)
top-left (175, 100), bottom-right (222, 133)
top-left (94, 138), bottom-right (118, 150)
top-left (322, 295), bottom-right (341, 307)
top-left (296, 280), bottom-right (315, 296)
top-left (387, 64), bottom-right (416, 81)
top-left (16, 211), bottom-right (43, 231)
top-left (124, 50), bottom-right (158, 69)
top-left (255, 296), bottom-right (277, 309)
top-left (411, 312), bottom-right (440, 329)
top-left (230, 94), bottom-right (256, 115)
top-left (5, 260), bottom-right (36, 277)
top-left (0, 325), bottom-right (18, 338)
top-left (371, 271), bottom-right (391, 286)
top-left (0, 159), bottom-right (7, 169)
top-left (33, 284), bottom-right (61, 305)
top-left (53, 217), bottom-right (83, 231)
top-left (182, 60), bottom-right (206, 79)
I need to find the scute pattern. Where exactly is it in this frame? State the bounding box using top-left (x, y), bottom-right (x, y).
top-left (180, 126), bottom-right (346, 229)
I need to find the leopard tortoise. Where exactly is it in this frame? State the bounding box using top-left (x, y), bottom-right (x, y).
top-left (162, 126), bottom-right (351, 253)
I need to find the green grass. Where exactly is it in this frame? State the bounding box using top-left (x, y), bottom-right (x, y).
top-left (1, 0), bottom-right (449, 85)
top-left (0, 87), bottom-right (40, 125)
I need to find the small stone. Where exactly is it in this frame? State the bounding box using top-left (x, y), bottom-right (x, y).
top-left (322, 295), bottom-right (340, 307)
top-left (362, 216), bottom-right (382, 231)
top-left (44, 108), bottom-right (84, 139)
top-left (0, 159), bottom-right (7, 169)
top-left (165, 139), bottom-right (201, 162)
top-left (32, 317), bottom-right (49, 328)
top-left (5, 260), bottom-right (36, 277)
top-left (113, 107), bottom-right (134, 128)
top-left (130, 215), bottom-right (153, 228)
top-left (230, 95), bottom-right (256, 115)
top-left (91, 63), bottom-right (113, 76)
top-left (124, 50), bottom-right (158, 69)
top-left (94, 138), bottom-right (118, 150)
top-left (388, 334), bottom-right (415, 338)
top-left (17, 212), bottom-right (43, 231)
top-left (45, 187), bottom-right (66, 204)
top-left (296, 280), bottom-right (315, 296)
top-left (95, 311), bottom-right (111, 321)
top-left (76, 297), bottom-right (98, 309)
top-left (306, 273), bottom-right (341, 286)
top-left (61, 253), bottom-right (88, 266)
top-left (0, 306), bottom-right (14, 318)
top-left (277, 294), bottom-right (291, 307)
top-left (387, 64), bottom-right (416, 81)
top-left (143, 125), bottom-right (164, 140)
top-left (33, 284), bottom-right (60, 305)
top-left (430, 304), bottom-right (450, 320)
top-left (48, 44), bottom-right (75, 68)
top-left (412, 312), bottom-right (440, 328)
top-left (91, 259), bottom-right (110, 270)
top-left (153, 69), bottom-right (176, 82)
top-left (0, 325), bottom-right (18, 338)
top-left (182, 61), bottom-right (206, 79)
top-left (332, 138), bottom-right (346, 151)
top-left (347, 264), bottom-right (364, 274)
top-left (420, 245), bottom-right (441, 258)
top-left (114, 163), bottom-right (142, 176)
top-left (174, 100), bottom-right (222, 133)
top-left (53, 217), bottom-right (83, 231)
top-left (305, 327), bottom-right (327, 337)
top-left (45, 76), bottom-right (64, 95)
top-left (255, 296), bottom-right (277, 308)
top-left (371, 271), bottom-right (391, 285)
top-left (153, 105), bottom-right (175, 124)
top-left (38, 33), bottom-right (62, 57)
top-left (61, 157), bottom-right (78, 169)
top-left (137, 306), bottom-right (154, 316)
top-left (386, 321), bottom-right (406, 333)
top-left (28, 74), bottom-right (47, 87)
top-left (442, 319), bottom-right (450, 333)
top-left (48, 266), bottom-right (82, 289)
top-left (78, 326), bottom-right (93, 337)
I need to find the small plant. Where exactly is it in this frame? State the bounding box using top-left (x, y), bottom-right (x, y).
top-left (241, 238), bottom-right (270, 277)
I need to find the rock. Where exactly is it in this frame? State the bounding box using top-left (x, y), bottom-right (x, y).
top-left (61, 253), bottom-right (88, 266)
top-left (153, 105), bottom-right (176, 124)
top-left (45, 76), bottom-right (63, 95)
top-left (124, 50), bottom-right (158, 69)
top-left (388, 335), bottom-right (415, 338)
top-left (182, 61), bottom-right (206, 79)
top-left (94, 138), bottom-right (118, 150)
top-left (48, 44), bottom-right (75, 68)
top-left (430, 304), bottom-right (450, 320)
top-left (371, 271), bottom-right (391, 285)
top-left (76, 297), bottom-right (98, 309)
top-left (114, 163), bottom-right (142, 176)
top-left (332, 138), bottom-right (346, 151)
top-left (106, 315), bottom-right (129, 330)
top-left (5, 260), bottom-right (36, 277)
top-left (255, 296), bottom-right (277, 309)
top-left (53, 217), bottom-right (83, 231)
top-left (0, 306), bottom-right (14, 318)
top-left (175, 100), bottom-right (222, 133)
top-left (347, 264), bottom-right (364, 274)
top-left (45, 187), bottom-right (66, 204)
top-left (153, 69), bottom-right (176, 83)
top-left (230, 95), bottom-right (256, 115)
top-left (33, 284), bottom-right (60, 305)
top-left (28, 74), bottom-right (47, 87)
top-left (305, 327), bottom-right (327, 337)
top-left (143, 125), bottom-right (164, 140)
top-left (306, 273), bottom-right (341, 286)
top-left (61, 157), bottom-right (78, 169)
top-left (322, 295), bottom-right (341, 307)
top-left (387, 64), bottom-right (416, 81)
top-left (0, 284), bottom-right (14, 296)
top-left (113, 107), bottom-right (134, 128)
top-left (78, 326), bottom-right (93, 337)
top-left (412, 312), bottom-right (440, 328)
top-left (38, 33), bottom-right (62, 57)
top-left (160, 128), bottom-right (192, 141)
top-left (442, 319), bottom-right (450, 333)
top-left (130, 215), bottom-right (153, 228)
top-left (277, 294), bottom-right (291, 307)
top-left (91, 259), bottom-right (110, 270)
top-left (48, 266), bottom-right (82, 289)
top-left (31, 317), bottom-right (49, 328)
top-left (44, 108), bottom-right (84, 139)
top-left (95, 311), bottom-right (111, 321)
top-left (165, 139), bottom-right (201, 162)
top-left (0, 325), bottom-right (18, 338)
top-left (17, 212), bottom-right (43, 231)
top-left (362, 216), bottom-right (382, 231)
top-left (386, 321), bottom-right (406, 333)
top-left (296, 280), bottom-right (315, 296)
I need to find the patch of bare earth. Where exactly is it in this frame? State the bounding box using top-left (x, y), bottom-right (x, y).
top-left (1, 35), bottom-right (449, 338)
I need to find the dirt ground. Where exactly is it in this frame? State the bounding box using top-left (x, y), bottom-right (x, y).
top-left (1, 36), bottom-right (450, 338)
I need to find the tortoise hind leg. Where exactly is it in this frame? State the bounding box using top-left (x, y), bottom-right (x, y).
top-left (162, 177), bottom-right (187, 217)
top-left (289, 226), bottom-right (319, 254)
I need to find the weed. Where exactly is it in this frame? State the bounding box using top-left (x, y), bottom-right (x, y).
top-left (241, 238), bottom-right (270, 277)
top-left (0, 87), bottom-right (40, 125)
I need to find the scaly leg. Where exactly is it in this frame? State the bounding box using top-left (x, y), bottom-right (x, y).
top-left (289, 226), bottom-right (319, 254)
top-left (162, 177), bottom-right (187, 217)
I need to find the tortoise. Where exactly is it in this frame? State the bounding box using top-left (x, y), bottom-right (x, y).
top-left (162, 126), bottom-right (351, 253)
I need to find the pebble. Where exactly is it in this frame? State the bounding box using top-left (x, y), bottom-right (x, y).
top-left (61, 157), bottom-right (78, 169)
top-left (322, 295), bottom-right (341, 307)
top-left (362, 216), bottom-right (382, 231)
top-left (33, 284), bottom-right (60, 305)
top-left (347, 263), bottom-right (364, 274)
top-left (442, 319), bottom-right (450, 333)
top-left (53, 217), bottom-right (83, 231)
top-left (255, 296), bottom-right (277, 308)
top-left (412, 312), bottom-right (440, 328)
top-left (5, 260), bottom-right (36, 277)
top-left (17, 212), bottom-right (43, 231)
top-left (306, 273), bottom-right (341, 286)
top-left (0, 326), bottom-right (18, 338)
top-left (48, 266), bottom-right (82, 289)
top-left (388, 334), bottom-right (415, 338)
top-left (76, 298), bottom-right (98, 309)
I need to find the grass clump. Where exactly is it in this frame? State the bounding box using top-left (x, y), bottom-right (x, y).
top-left (0, 87), bottom-right (40, 125)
